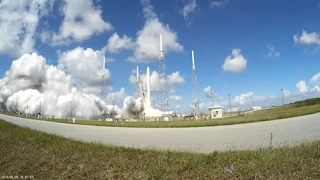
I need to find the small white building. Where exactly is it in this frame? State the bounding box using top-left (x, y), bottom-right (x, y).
top-left (209, 106), bottom-right (223, 119)
top-left (162, 111), bottom-right (174, 116)
top-left (252, 106), bottom-right (262, 111)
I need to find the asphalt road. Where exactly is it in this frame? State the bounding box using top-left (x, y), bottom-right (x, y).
top-left (1, 113), bottom-right (320, 153)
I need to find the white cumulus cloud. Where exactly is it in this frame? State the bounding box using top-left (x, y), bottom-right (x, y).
top-left (311, 85), bottom-right (320, 92)
top-left (0, 0), bottom-right (53, 58)
top-left (44, 0), bottom-right (113, 46)
top-left (167, 72), bottom-right (185, 85)
top-left (310, 72), bottom-right (320, 82)
top-left (282, 89), bottom-right (291, 97)
top-left (129, 69), bottom-right (184, 93)
top-left (293, 30), bottom-right (320, 46)
top-left (204, 85), bottom-right (216, 98)
top-left (222, 49), bottom-right (247, 72)
top-left (210, 0), bottom-right (229, 8)
top-left (267, 45), bottom-right (280, 58)
top-left (235, 92), bottom-right (254, 105)
top-left (180, 0), bottom-right (197, 24)
top-left (104, 32), bottom-right (135, 53)
top-left (128, 0), bottom-right (183, 62)
top-left (169, 95), bottom-right (183, 101)
top-left (296, 80), bottom-right (309, 94)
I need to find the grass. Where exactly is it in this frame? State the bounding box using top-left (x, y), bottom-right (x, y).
top-left (3, 104), bottom-right (320, 128)
top-left (0, 119), bottom-right (320, 179)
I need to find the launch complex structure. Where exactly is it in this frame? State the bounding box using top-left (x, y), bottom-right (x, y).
top-left (103, 34), bottom-right (201, 120)
top-left (133, 34), bottom-right (201, 120)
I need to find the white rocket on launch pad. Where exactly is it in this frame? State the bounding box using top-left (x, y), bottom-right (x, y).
top-left (136, 65), bottom-right (151, 109)
top-left (136, 34), bottom-right (165, 118)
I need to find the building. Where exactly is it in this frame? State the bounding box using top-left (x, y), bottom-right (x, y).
top-left (252, 106), bottom-right (262, 111)
top-left (209, 106), bottom-right (223, 119)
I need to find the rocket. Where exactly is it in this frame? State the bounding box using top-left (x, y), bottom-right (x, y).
top-left (146, 66), bottom-right (151, 107)
top-left (192, 50), bottom-right (195, 70)
top-left (159, 34), bottom-right (164, 59)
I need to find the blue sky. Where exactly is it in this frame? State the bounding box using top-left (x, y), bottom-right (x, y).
top-left (1, 0), bottom-right (320, 110)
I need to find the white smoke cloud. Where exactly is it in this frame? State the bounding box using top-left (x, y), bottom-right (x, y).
top-left (105, 87), bottom-right (128, 106)
top-left (0, 52), bottom-right (123, 119)
top-left (121, 96), bottom-right (144, 118)
top-left (58, 47), bottom-right (111, 95)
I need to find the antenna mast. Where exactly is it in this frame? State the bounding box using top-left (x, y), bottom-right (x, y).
top-left (192, 50), bottom-right (200, 120)
top-left (158, 34), bottom-right (168, 118)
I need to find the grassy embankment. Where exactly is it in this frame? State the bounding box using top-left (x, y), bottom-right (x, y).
top-left (3, 103), bottom-right (320, 128)
top-left (0, 119), bottom-right (319, 179)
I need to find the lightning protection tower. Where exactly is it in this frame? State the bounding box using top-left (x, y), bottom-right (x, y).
top-left (102, 56), bottom-right (107, 98)
top-left (102, 56), bottom-right (110, 117)
top-left (191, 50), bottom-right (200, 119)
top-left (158, 34), bottom-right (168, 117)
top-left (135, 66), bottom-right (143, 98)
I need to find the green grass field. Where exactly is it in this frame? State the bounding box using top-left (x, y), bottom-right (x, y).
top-left (3, 104), bottom-right (320, 128)
top-left (0, 119), bottom-right (319, 179)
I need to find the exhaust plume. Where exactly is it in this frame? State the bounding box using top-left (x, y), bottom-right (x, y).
top-left (0, 53), bottom-right (120, 119)
top-left (121, 96), bottom-right (144, 118)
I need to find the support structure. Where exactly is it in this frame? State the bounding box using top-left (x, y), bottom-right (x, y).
top-left (136, 66), bottom-right (143, 98)
top-left (191, 50), bottom-right (200, 119)
top-left (102, 56), bottom-right (108, 99)
top-left (102, 56), bottom-right (110, 118)
top-left (158, 34), bottom-right (168, 118)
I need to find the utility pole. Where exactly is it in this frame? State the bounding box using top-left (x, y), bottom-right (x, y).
top-left (281, 89), bottom-right (284, 109)
top-left (228, 94), bottom-right (231, 113)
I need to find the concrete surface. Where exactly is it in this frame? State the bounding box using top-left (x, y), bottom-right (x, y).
top-left (1, 113), bottom-right (320, 153)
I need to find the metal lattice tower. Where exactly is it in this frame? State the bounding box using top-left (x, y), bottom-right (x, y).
top-left (135, 66), bottom-right (142, 98)
top-left (191, 50), bottom-right (200, 119)
top-left (102, 56), bottom-right (110, 117)
top-left (159, 34), bottom-right (168, 117)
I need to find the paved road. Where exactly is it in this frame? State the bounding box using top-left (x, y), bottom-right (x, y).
top-left (1, 113), bottom-right (320, 153)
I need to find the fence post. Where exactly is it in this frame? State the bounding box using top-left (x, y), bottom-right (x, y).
top-left (269, 133), bottom-right (273, 149)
